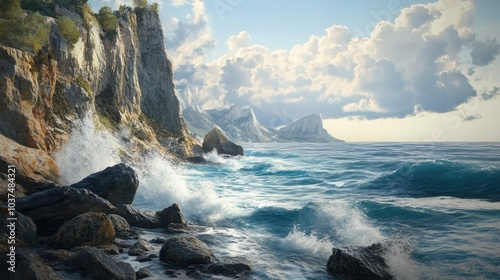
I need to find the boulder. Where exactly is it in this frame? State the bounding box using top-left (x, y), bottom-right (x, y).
top-left (107, 214), bottom-right (131, 232)
top-left (202, 128), bottom-right (244, 156)
top-left (0, 249), bottom-right (63, 280)
top-left (128, 238), bottom-right (155, 256)
top-left (150, 237), bottom-right (167, 244)
top-left (326, 243), bottom-right (394, 280)
top-left (70, 163), bottom-right (139, 205)
top-left (160, 236), bottom-right (214, 266)
top-left (156, 203), bottom-right (187, 229)
top-left (0, 206), bottom-right (38, 247)
top-left (116, 204), bottom-right (160, 228)
top-left (0, 134), bottom-right (59, 186)
top-left (186, 156), bottom-right (207, 164)
top-left (206, 257), bottom-right (252, 276)
top-left (136, 268), bottom-right (153, 279)
top-left (15, 187), bottom-right (117, 236)
top-left (73, 248), bottom-right (136, 280)
top-left (49, 212), bottom-right (115, 249)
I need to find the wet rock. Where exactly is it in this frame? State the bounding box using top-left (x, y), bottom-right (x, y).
top-left (0, 249), bottom-right (63, 280)
top-left (156, 203), bottom-right (187, 231)
top-left (0, 134), bottom-right (59, 187)
top-left (166, 223), bottom-right (189, 233)
top-left (202, 128), bottom-right (244, 156)
top-left (0, 206), bottom-right (38, 247)
top-left (73, 248), bottom-right (136, 280)
top-left (206, 257), bottom-right (252, 276)
top-left (326, 243), bottom-right (394, 280)
top-left (107, 214), bottom-right (131, 232)
top-left (136, 267), bottom-right (153, 279)
top-left (186, 156), bottom-right (207, 164)
top-left (116, 204), bottom-right (160, 228)
top-left (101, 245), bottom-right (121, 255)
top-left (128, 238), bottom-right (154, 256)
top-left (15, 187), bottom-right (117, 236)
top-left (135, 254), bottom-right (152, 262)
top-left (160, 236), bottom-right (214, 266)
top-left (150, 237), bottom-right (167, 244)
top-left (107, 213), bottom-right (133, 237)
top-left (70, 163), bottom-right (139, 205)
top-left (49, 213), bottom-right (115, 249)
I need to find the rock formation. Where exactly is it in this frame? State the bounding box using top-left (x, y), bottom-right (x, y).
top-left (202, 128), bottom-right (244, 156)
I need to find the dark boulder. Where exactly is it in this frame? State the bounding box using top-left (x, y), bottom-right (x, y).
top-left (160, 236), bottom-right (214, 266)
top-left (107, 214), bottom-right (131, 237)
top-left (70, 163), bottom-right (139, 205)
top-left (15, 187), bottom-right (117, 236)
top-left (150, 237), bottom-right (167, 244)
top-left (326, 243), bottom-right (394, 280)
top-left (156, 203), bottom-right (187, 229)
top-left (206, 257), bottom-right (252, 276)
top-left (186, 156), bottom-right (207, 164)
top-left (136, 268), bottom-right (153, 279)
top-left (0, 249), bottom-right (63, 280)
top-left (116, 204), bottom-right (160, 228)
top-left (48, 213), bottom-right (115, 249)
top-left (128, 238), bottom-right (155, 256)
top-left (0, 206), bottom-right (38, 247)
top-left (202, 128), bottom-right (244, 156)
top-left (73, 248), bottom-right (136, 280)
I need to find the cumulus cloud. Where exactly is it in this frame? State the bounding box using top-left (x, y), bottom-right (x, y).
top-left (165, 0), bottom-right (499, 125)
top-left (471, 37), bottom-right (500, 66)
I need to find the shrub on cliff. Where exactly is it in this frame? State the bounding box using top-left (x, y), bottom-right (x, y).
top-left (0, 0), bottom-right (50, 53)
top-left (97, 6), bottom-right (117, 37)
top-left (56, 16), bottom-right (80, 49)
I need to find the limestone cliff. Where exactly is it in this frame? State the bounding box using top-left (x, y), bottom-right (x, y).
top-left (0, 7), bottom-right (193, 184)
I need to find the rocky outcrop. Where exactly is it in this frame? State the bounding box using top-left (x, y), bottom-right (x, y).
top-left (49, 213), bottom-right (115, 249)
top-left (156, 203), bottom-right (187, 229)
top-left (0, 134), bottom-right (59, 188)
top-left (160, 236), bottom-right (214, 265)
top-left (206, 257), bottom-right (252, 277)
top-left (73, 248), bottom-right (136, 280)
top-left (116, 204), bottom-right (159, 229)
top-left (206, 105), bottom-right (276, 142)
top-left (69, 163), bottom-right (139, 205)
top-left (15, 187), bottom-right (117, 236)
top-left (128, 238), bottom-right (155, 256)
top-left (202, 128), bottom-right (244, 156)
top-left (278, 113), bottom-right (342, 142)
top-left (0, 207), bottom-right (38, 248)
top-left (326, 243), bottom-right (394, 280)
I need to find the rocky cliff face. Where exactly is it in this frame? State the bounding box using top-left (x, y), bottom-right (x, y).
top-left (0, 7), bottom-right (192, 184)
top-left (206, 105), bottom-right (275, 142)
top-left (278, 114), bottom-right (342, 142)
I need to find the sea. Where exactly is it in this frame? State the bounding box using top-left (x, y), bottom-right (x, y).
top-left (55, 119), bottom-right (500, 279)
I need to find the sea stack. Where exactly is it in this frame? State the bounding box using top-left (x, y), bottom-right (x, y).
top-left (202, 128), bottom-right (244, 156)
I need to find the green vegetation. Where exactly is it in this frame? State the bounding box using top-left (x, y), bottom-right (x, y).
top-left (97, 6), bottom-right (117, 38)
top-left (56, 16), bottom-right (80, 49)
top-left (73, 75), bottom-right (92, 94)
top-left (133, 0), bottom-right (148, 9)
top-left (0, 0), bottom-right (50, 53)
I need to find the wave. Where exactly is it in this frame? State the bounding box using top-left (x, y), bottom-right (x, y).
top-left (367, 160), bottom-right (500, 201)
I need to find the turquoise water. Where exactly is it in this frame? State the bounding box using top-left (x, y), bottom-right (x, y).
top-left (133, 142), bottom-right (500, 279)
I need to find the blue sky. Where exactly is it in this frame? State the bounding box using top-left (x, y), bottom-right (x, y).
top-left (89, 0), bottom-right (500, 141)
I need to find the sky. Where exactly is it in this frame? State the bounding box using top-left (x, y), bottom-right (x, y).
top-left (89, 0), bottom-right (500, 142)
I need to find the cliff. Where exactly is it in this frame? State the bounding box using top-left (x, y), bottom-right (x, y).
top-left (0, 6), bottom-right (194, 184)
top-left (278, 114), bottom-right (342, 142)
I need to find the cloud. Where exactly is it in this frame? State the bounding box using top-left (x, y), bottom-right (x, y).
top-left (227, 31), bottom-right (251, 52)
top-left (170, 0), bottom-right (187, 7)
top-left (471, 37), bottom-right (500, 66)
top-left (165, 0), bottom-right (498, 125)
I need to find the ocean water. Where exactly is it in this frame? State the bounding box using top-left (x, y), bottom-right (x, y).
top-left (130, 142), bottom-right (500, 280)
top-left (54, 120), bottom-right (500, 279)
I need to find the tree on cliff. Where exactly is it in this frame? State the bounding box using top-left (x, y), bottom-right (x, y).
top-left (97, 6), bottom-right (118, 37)
top-left (0, 0), bottom-right (50, 53)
